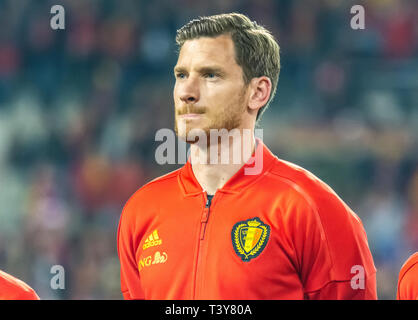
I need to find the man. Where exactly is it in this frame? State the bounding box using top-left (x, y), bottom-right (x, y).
top-left (0, 269), bottom-right (40, 300)
top-left (117, 13), bottom-right (377, 299)
top-left (397, 252), bottom-right (418, 300)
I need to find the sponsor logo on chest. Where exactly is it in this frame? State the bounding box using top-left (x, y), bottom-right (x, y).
top-left (138, 251), bottom-right (168, 272)
top-left (138, 229), bottom-right (167, 272)
top-left (143, 229), bottom-right (162, 250)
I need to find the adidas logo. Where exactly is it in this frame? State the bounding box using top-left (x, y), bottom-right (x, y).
top-left (143, 229), bottom-right (162, 250)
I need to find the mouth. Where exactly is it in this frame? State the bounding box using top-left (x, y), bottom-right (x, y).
top-left (178, 113), bottom-right (203, 119)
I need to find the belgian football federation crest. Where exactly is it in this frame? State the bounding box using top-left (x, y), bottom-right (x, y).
top-left (231, 217), bottom-right (270, 262)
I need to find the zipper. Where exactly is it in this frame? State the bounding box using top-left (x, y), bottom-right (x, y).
top-left (200, 194), bottom-right (212, 239)
top-left (193, 191), bottom-right (214, 299)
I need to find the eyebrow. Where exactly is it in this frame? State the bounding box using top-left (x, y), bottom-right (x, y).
top-left (173, 66), bottom-right (187, 75)
top-left (173, 66), bottom-right (225, 75)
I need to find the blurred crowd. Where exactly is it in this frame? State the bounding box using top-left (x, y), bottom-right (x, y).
top-left (0, 0), bottom-right (417, 299)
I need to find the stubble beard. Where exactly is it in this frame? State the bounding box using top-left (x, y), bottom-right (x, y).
top-left (174, 89), bottom-right (247, 145)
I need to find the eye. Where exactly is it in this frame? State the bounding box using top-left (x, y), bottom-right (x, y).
top-left (175, 73), bottom-right (186, 79)
top-left (204, 73), bottom-right (217, 79)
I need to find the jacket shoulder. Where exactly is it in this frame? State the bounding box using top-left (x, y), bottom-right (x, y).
top-left (119, 167), bottom-right (182, 221)
top-left (399, 252), bottom-right (418, 280)
top-left (397, 252), bottom-right (418, 299)
top-left (128, 167), bottom-right (181, 203)
top-left (266, 158), bottom-right (346, 210)
top-left (0, 270), bottom-right (39, 300)
top-left (266, 157), bottom-right (376, 277)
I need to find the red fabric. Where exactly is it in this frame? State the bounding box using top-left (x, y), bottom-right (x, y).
top-left (397, 252), bottom-right (418, 300)
top-left (0, 270), bottom-right (40, 300)
top-left (117, 139), bottom-right (377, 299)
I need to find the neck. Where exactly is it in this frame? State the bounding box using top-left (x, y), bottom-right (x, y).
top-left (190, 129), bottom-right (256, 195)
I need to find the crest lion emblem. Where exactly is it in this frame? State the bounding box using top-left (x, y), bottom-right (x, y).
top-left (231, 217), bottom-right (270, 262)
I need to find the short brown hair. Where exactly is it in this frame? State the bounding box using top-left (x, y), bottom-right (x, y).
top-left (176, 13), bottom-right (281, 122)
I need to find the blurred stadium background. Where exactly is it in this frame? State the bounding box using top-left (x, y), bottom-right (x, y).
top-left (0, 0), bottom-right (417, 299)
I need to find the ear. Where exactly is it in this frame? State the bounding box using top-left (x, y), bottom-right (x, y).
top-left (247, 76), bottom-right (272, 113)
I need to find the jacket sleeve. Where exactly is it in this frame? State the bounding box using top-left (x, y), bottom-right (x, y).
top-left (117, 202), bottom-right (145, 300)
top-left (304, 278), bottom-right (377, 300)
top-left (283, 185), bottom-right (377, 300)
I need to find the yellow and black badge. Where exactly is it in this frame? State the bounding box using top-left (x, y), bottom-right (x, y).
top-left (231, 217), bottom-right (270, 262)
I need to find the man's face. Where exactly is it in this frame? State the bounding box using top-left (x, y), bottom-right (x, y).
top-left (173, 34), bottom-right (248, 143)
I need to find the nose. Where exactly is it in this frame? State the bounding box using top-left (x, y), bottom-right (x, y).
top-left (178, 76), bottom-right (200, 104)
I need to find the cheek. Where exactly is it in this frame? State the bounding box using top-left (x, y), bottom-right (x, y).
top-left (173, 86), bottom-right (179, 103)
top-left (173, 81), bottom-right (184, 101)
top-left (206, 83), bottom-right (234, 104)
top-left (216, 85), bottom-right (244, 108)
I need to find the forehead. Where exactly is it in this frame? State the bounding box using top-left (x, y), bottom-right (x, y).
top-left (176, 34), bottom-right (238, 68)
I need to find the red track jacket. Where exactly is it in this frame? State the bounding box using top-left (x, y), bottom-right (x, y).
top-left (0, 270), bottom-right (40, 300)
top-left (117, 139), bottom-right (377, 299)
top-left (397, 252), bottom-right (418, 300)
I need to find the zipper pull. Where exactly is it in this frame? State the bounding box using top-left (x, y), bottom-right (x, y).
top-left (206, 194), bottom-right (213, 208)
top-left (200, 192), bottom-right (213, 240)
top-left (200, 207), bottom-right (209, 240)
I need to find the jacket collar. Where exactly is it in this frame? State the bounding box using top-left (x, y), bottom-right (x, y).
top-left (178, 138), bottom-right (277, 197)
